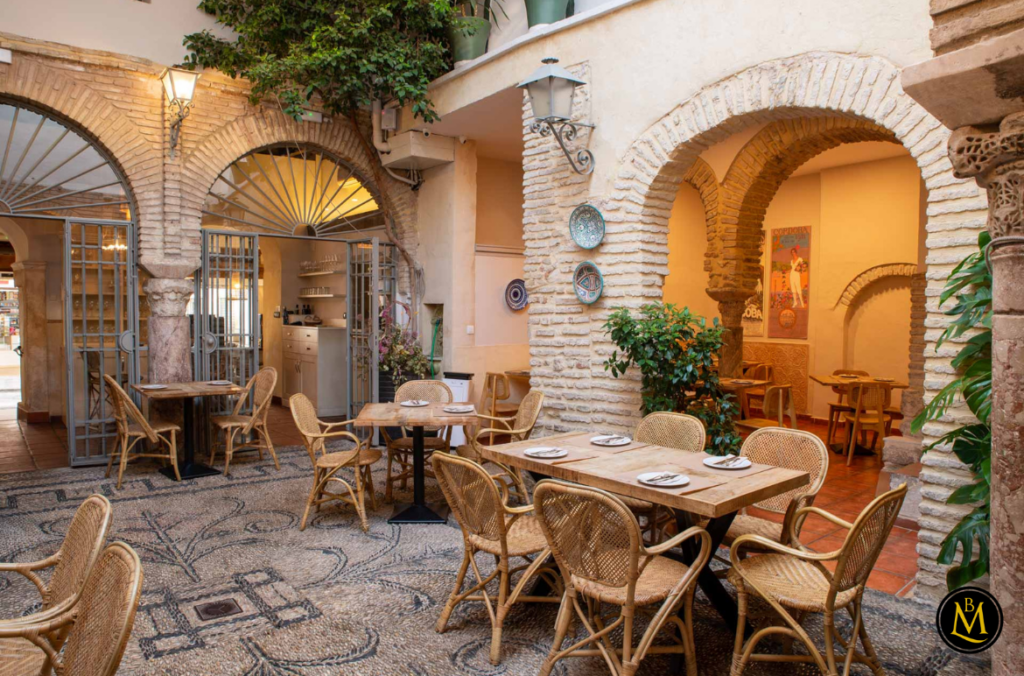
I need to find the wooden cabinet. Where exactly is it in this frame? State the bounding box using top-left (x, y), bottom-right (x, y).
top-left (281, 326), bottom-right (347, 416)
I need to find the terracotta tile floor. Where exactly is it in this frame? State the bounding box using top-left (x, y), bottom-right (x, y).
top-left (0, 406), bottom-right (919, 597)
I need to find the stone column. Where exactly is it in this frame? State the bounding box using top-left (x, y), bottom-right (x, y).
top-left (12, 261), bottom-right (48, 421)
top-left (709, 290), bottom-right (749, 378)
top-left (949, 114), bottom-right (1024, 674)
top-left (144, 278), bottom-right (194, 384)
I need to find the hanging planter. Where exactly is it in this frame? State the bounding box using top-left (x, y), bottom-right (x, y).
top-left (525, 0), bottom-right (570, 27)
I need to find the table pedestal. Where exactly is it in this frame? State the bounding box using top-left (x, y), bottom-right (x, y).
top-left (160, 395), bottom-right (220, 480)
top-left (388, 426), bottom-right (448, 524)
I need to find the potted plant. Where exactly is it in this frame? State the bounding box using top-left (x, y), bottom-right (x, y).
top-left (378, 302), bottom-right (430, 401)
top-left (450, 0), bottom-right (507, 63)
top-left (603, 303), bottom-right (742, 455)
top-left (525, 0), bottom-right (570, 28)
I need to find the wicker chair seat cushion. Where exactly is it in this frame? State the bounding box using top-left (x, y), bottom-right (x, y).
top-left (722, 514), bottom-right (783, 546)
top-left (212, 414), bottom-right (257, 429)
top-left (839, 412), bottom-right (891, 425)
top-left (127, 418), bottom-right (179, 436)
top-left (572, 556), bottom-right (690, 607)
top-left (0, 637), bottom-right (45, 674)
top-left (726, 554), bottom-right (857, 612)
top-left (735, 418), bottom-right (784, 430)
top-left (317, 448), bottom-right (382, 469)
top-left (467, 514), bottom-right (548, 557)
top-left (389, 436), bottom-right (449, 451)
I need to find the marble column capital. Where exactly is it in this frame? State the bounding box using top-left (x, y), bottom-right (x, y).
top-left (950, 112), bottom-right (1024, 239)
top-left (144, 278), bottom-right (194, 318)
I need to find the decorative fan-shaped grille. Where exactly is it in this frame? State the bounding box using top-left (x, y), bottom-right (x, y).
top-left (0, 100), bottom-right (132, 220)
top-left (203, 144), bottom-right (382, 237)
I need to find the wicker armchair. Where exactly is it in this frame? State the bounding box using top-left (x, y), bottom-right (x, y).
top-left (736, 384), bottom-right (797, 431)
top-left (383, 379), bottom-right (453, 502)
top-left (728, 484), bottom-right (907, 676)
top-left (722, 428), bottom-right (829, 550)
top-left (481, 372), bottom-right (520, 443)
top-left (0, 542), bottom-right (143, 676)
top-left (0, 495), bottom-right (111, 626)
top-left (103, 375), bottom-right (181, 488)
top-left (458, 390), bottom-right (545, 504)
top-left (432, 453), bottom-right (561, 666)
top-left (291, 393), bottom-right (380, 532)
top-left (740, 363), bottom-right (774, 417)
top-left (210, 367), bottom-right (279, 476)
top-left (841, 383), bottom-right (890, 467)
top-left (825, 369), bottom-right (869, 445)
top-left (534, 480), bottom-right (711, 676)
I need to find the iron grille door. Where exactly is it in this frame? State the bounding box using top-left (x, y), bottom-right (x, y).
top-left (193, 230), bottom-right (259, 417)
top-left (65, 219), bottom-right (141, 466)
top-left (347, 238), bottom-right (397, 427)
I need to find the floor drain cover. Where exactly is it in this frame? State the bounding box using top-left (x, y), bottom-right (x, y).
top-left (194, 598), bottom-right (243, 621)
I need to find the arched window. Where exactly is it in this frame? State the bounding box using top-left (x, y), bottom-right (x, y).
top-left (203, 144), bottom-right (383, 237)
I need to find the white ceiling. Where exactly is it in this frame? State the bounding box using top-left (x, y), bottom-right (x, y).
top-left (416, 88), bottom-right (525, 163)
top-left (790, 141), bottom-right (909, 176)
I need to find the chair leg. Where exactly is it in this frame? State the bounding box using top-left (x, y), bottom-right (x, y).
top-left (490, 567), bottom-right (510, 665)
top-left (224, 430), bottom-right (235, 476)
top-left (116, 437), bottom-right (131, 489)
top-left (826, 409), bottom-right (837, 445)
top-left (262, 425), bottom-right (279, 470)
top-left (105, 438), bottom-right (118, 479)
top-left (209, 426), bottom-right (219, 465)
top-left (846, 420), bottom-right (860, 467)
top-left (436, 549), bottom-right (472, 633)
top-left (300, 468), bottom-right (322, 531)
top-left (732, 586), bottom-right (748, 676)
top-left (852, 600), bottom-right (884, 676)
top-left (355, 468), bottom-right (369, 532)
top-left (385, 449), bottom-right (395, 503)
top-left (364, 465), bottom-right (378, 511)
top-left (168, 431), bottom-right (181, 482)
top-left (540, 590), bottom-right (574, 676)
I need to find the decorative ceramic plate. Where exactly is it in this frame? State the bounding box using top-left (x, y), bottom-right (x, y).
top-left (637, 472), bottom-right (689, 487)
top-left (569, 204), bottom-right (605, 249)
top-left (443, 405), bottom-right (475, 414)
top-left (729, 379), bottom-right (753, 385)
top-left (400, 400), bottom-right (429, 407)
top-left (207, 380), bottom-right (234, 386)
top-left (703, 455), bottom-right (752, 470)
top-left (591, 434), bottom-right (631, 447)
top-left (874, 378), bottom-right (895, 383)
top-left (524, 446), bottom-right (568, 459)
top-left (505, 279), bottom-right (528, 311)
top-left (574, 261), bottom-right (604, 305)
top-left (140, 384), bottom-right (168, 390)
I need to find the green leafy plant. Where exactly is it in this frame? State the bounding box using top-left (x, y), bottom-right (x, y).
top-left (378, 303), bottom-right (430, 386)
top-left (911, 231), bottom-right (992, 590)
top-left (603, 303), bottom-right (741, 454)
top-left (455, 0), bottom-right (508, 25)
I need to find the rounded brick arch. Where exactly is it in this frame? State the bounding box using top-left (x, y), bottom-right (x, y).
top-left (0, 59), bottom-right (161, 227)
top-left (834, 262), bottom-right (920, 309)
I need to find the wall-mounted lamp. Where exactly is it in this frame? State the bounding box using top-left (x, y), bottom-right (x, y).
top-left (518, 57), bottom-right (595, 175)
top-left (160, 67), bottom-right (200, 157)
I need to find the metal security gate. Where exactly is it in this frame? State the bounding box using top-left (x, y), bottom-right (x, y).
top-left (347, 237), bottom-right (397, 426)
top-left (65, 218), bottom-right (142, 466)
top-left (193, 230), bottom-right (259, 417)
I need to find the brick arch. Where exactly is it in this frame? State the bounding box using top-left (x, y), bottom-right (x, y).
top-left (834, 262), bottom-right (920, 309)
top-left (679, 157), bottom-right (721, 270)
top-left (721, 117), bottom-right (899, 293)
top-left (0, 59), bottom-right (161, 228)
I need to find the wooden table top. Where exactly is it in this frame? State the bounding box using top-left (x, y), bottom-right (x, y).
top-left (809, 374), bottom-right (909, 389)
top-left (353, 402), bottom-right (479, 427)
top-left (720, 378), bottom-right (770, 391)
top-left (131, 381), bottom-right (245, 400)
top-left (481, 432), bottom-right (808, 518)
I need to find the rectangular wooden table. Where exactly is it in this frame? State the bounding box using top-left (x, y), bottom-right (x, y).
top-left (480, 432), bottom-right (809, 630)
top-left (132, 380), bottom-right (245, 480)
top-left (720, 378), bottom-right (771, 418)
top-left (353, 402), bottom-right (478, 525)
top-left (809, 374), bottom-right (910, 454)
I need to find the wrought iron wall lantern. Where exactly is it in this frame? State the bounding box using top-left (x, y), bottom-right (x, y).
top-left (160, 67), bottom-right (200, 157)
top-left (518, 58), bottom-right (595, 175)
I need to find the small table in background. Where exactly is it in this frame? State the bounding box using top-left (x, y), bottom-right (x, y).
top-left (132, 380), bottom-right (245, 480)
top-left (720, 377), bottom-right (771, 418)
top-left (353, 401), bottom-right (479, 525)
top-left (808, 374), bottom-right (910, 454)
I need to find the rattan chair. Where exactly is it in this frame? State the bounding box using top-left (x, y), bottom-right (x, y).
top-left (741, 363), bottom-right (774, 417)
top-left (0, 495), bottom-right (112, 626)
top-left (210, 367), bottom-right (279, 476)
top-left (432, 452), bottom-right (562, 666)
top-left (458, 390), bottom-right (545, 504)
top-left (0, 541), bottom-right (143, 676)
top-left (481, 372), bottom-right (520, 443)
top-left (723, 428), bottom-right (829, 550)
top-left (728, 484), bottom-right (907, 676)
top-left (383, 379), bottom-right (453, 502)
top-left (736, 384), bottom-right (797, 431)
top-left (841, 383), bottom-right (890, 467)
top-left (534, 480), bottom-right (711, 676)
top-left (291, 393), bottom-right (380, 532)
top-left (825, 369), bottom-right (869, 445)
top-left (103, 375), bottom-right (181, 488)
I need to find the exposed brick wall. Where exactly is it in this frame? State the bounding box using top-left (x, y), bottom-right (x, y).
top-left (523, 51), bottom-right (988, 605)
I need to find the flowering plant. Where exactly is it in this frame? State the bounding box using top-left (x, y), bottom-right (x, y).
top-left (378, 303), bottom-right (429, 385)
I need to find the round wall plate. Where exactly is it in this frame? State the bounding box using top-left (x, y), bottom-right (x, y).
top-left (574, 261), bottom-right (604, 305)
top-left (505, 279), bottom-right (528, 310)
top-left (569, 204), bottom-right (605, 249)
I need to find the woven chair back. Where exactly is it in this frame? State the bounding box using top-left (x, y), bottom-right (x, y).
top-left (762, 385), bottom-right (790, 422)
top-left (482, 372), bottom-right (511, 406)
top-left (741, 428), bottom-right (828, 514)
top-left (749, 363), bottom-right (774, 382)
top-left (289, 393), bottom-right (326, 461)
top-left (833, 484), bottom-right (907, 594)
top-left (103, 375), bottom-right (157, 444)
top-left (62, 542), bottom-right (143, 676)
top-left (634, 411), bottom-right (706, 452)
top-left (851, 383), bottom-right (886, 415)
top-left (511, 390), bottom-right (545, 440)
top-left (236, 367), bottom-right (277, 434)
top-left (831, 369), bottom-right (869, 396)
top-left (395, 380), bottom-right (452, 433)
top-left (48, 494), bottom-right (112, 612)
top-left (432, 452), bottom-right (506, 544)
top-left (534, 480), bottom-right (641, 588)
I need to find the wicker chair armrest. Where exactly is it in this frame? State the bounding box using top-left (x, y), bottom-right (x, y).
top-left (504, 504), bottom-right (534, 516)
top-left (321, 420), bottom-right (358, 431)
top-left (794, 506), bottom-right (853, 531)
top-left (0, 596), bottom-right (77, 628)
top-left (0, 553), bottom-right (60, 573)
top-left (303, 429), bottom-right (363, 447)
top-left (474, 415), bottom-right (515, 433)
top-left (730, 534), bottom-right (841, 566)
top-left (643, 525), bottom-right (710, 558)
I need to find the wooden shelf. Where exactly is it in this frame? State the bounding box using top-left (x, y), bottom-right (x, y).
top-left (298, 270), bottom-right (344, 278)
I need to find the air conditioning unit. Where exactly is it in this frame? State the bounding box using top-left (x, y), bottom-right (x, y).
top-left (381, 132), bottom-right (455, 171)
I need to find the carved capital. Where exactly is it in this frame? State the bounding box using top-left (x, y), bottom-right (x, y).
top-left (950, 112), bottom-right (1024, 238)
top-left (144, 278), bottom-right (193, 317)
top-left (717, 299), bottom-right (746, 327)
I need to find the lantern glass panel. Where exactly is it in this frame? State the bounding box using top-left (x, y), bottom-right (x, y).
top-left (162, 69), bottom-right (198, 105)
top-left (548, 77), bottom-right (577, 121)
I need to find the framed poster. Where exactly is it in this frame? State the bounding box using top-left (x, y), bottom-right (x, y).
top-left (741, 230), bottom-right (766, 337)
top-left (768, 226), bottom-right (811, 339)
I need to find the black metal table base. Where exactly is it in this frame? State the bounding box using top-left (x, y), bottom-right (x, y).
top-left (161, 461), bottom-right (220, 481)
top-left (163, 394), bottom-right (221, 482)
top-left (387, 426), bottom-right (447, 525)
top-left (388, 502), bottom-right (450, 524)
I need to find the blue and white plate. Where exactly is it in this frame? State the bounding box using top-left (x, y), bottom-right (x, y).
top-left (569, 204), bottom-right (605, 249)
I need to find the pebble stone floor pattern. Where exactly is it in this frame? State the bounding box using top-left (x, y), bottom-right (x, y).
top-left (0, 430), bottom-right (989, 676)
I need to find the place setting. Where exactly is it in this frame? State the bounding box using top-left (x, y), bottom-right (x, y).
top-left (559, 431), bottom-right (648, 453)
top-left (400, 399), bottom-right (429, 407)
top-left (439, 403), bottom-right (475, 416)
top-left (519, 444), bottom-right (598, 466)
